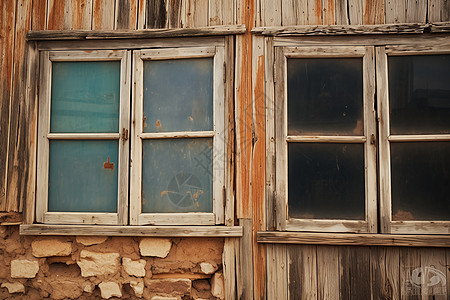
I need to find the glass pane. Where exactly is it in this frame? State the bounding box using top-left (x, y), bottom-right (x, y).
top-left (389, 55), bottom-right (450, 134)
top-left (142, 138), bottom-right (213, 213)
top-left (51, 61), bottom-right (121, 133)
top-left (287, 58), bottom-right (364, 136)
top-left (288, 143), bottom-right (365, 220)
top-left (143, 58), bottom-right (213, 133)
top-left (48, 140), bottom-right (118, 213)
top-left (391, 142), bottom-right (450, 221)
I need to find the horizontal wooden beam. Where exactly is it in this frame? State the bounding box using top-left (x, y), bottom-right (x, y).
top-left (27, 25), bottom-right (246, 41)
top-left (20, 224), bottom-right (243, 237)
top-left (257, 231), bottom-right (450, 247)
top-left (252, 22), bottom-right (450, 36)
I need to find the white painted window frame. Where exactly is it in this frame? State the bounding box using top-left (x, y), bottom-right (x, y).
top-left (130, 46), bottom-right (226, 225)
top-left (274, 45), bottom-right (378, 233)
top-left (36, 50), bottom-right (131, 225)
top-left (377, 44), bottom-right (450, 235)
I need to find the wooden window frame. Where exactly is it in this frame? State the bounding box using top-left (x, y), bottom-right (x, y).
top-left (36, 50), bottom-right (131, 225)
top-left (274, 45), bottom-right (377, 233)
top-left (130, 46), bottom-right (226, 225)
top-left (377, 44), bottom-right (450, 235)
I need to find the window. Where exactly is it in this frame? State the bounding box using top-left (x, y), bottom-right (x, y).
top-left (36, 41), bottom-right (227, 226)
top-left (272, 39), bottom-right (450, 234)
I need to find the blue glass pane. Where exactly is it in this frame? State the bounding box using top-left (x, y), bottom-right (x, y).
top-left (48, 140), bottom-right (118, 212)
top-left (142, 138), bottom-right (213, 213)
top-left (143, 58), bottom-right (213, 133)
top-left (288, 143), bottom-right (365, 220)
top-left (51, 61), bottom-right (121, 133)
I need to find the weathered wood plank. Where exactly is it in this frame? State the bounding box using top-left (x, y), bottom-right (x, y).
top-left (348, 0), bottom-right (363, 24)
top-left (267, 244), bottom-right (287, 300)
top-left (363, 0), bottom-right (385, 24)
top-left (237, 219), bottom-right (254, 299)
top-left (429, 0), bottom-right (450, 22)
top-left (5, 0), bottom-right (33, 212)
top-left (47, 0), bottom-right (65, 30)
top-left (385, 247), bottom-right (400, 299)
top-left (370, 247), bottom-right (386, 300)
top-left (185, 0), bottom-right (208, 27)
top-left (335, 0), bottom-right (349, 25)
top-left (420, 248), bottom-right (447, 299)
top-left (71, 0), bottom-right (93, 29)
top-left (115, 0), bottom-right (138, 29)
top-left (288, 245), bottom-right (317, 299)
top-left (340, 246), bottom-right (371, 299)
top-left (257, 231), bottom-right (450, 247)
top-left (146, 0), bottom-right (167, 29)
top-left (137, 0), bottom-right (146, 29)
top-left (28, 24), bottom-right (246, 40)
top-left (223, 238), bottom-right (237, 300)
top-left (92, 0), bottom-right (115, 30)
top-left (210, 0), bottom-right (235, 25)
top-left (307, 0), bottom-right (323, 25)
top-left (167, 0), bottom-right (183, 28)
top-left (322, 0), bottom-right (336, 25)
top-left (0, 0), bottom-right (16, 212)
top-left (251, 23), bottom-right (441, 36)
top-left (317, 246), bottom-right (339, 300)
top-left (262, 0), bottom-right (281, 26)
top-left (281, 0), bottom-right (297, 26)
top-left (20, 224), bottom-right (243, 236)
top-left (400, 247), bottom-right (421, 299)
top-left (32, 0), bottom-right (47, 30)
top-left (406, 0), bottom-right (427, 23)
top-left (386, 0), bottom-right (407, 24)
top-left (251, 34), bottom-right (266, 300)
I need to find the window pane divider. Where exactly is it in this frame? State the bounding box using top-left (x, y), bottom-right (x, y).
top-left (139, 131), bottom-right (215, 139)
top-left (388, 134), bottom-right (450, 142)
top-left (286, 135), bottom-right (366, 143)
top-left (47, 133), bottom-right (120, 139)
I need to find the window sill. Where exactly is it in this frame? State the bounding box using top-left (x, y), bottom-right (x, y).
top-left (257, 231), bottom-right (450, 247)
top-left (20, 224), bottom-right (242, 237)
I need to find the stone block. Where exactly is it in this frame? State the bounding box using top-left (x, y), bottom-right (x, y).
top-left (139, 238), bottom-right (171, 258)
top-left (193, 279), bottom-right (210, 291)
top-left (147, 279), bottom-right (191, 295)
top-left (130, 279), bottom-right (144, 298)
top-left (122, 257), bottom-right (146, 277)
top-left (77, 250), bottom-right (120, 277)
top-left (31, 239), bottom-right (72, 257)
top-left (211, 272), bottom-right (224, 299)
top-left (98, 282), bottom-right (122, 299)
top-left (76, 236), bottom-right (108, 246)
top-left (1, 282), bottom-right (25, 293)
top-left (10, 259), bottom-right (39, 278)
top-left (199, 262), bottom-right (217, 274)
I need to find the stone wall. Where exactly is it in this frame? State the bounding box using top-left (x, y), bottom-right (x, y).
top-left (0, 226), bottom-right (225, 299)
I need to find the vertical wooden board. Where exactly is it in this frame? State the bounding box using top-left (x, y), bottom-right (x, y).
top-left (47, 0), bottom-right (65, 29)
top-left (322, 0), bottom-right (336, 25)
top-left (137, 0), bottom-right (146, 28)
top-left (223, 238), bottom-right (237, 300)
top-left (307, 0), bottom-right (323, 25)
top-left (363, 0), bottom-right (385, 24)
top-left (93, 0), bottom-right (115, 30)
top-left (262, 0), bottom-right (281, 26)
top-left (146, 0), bottom-right (167, 28)
top-left (281, 0), bottom-right (296, 25)
top-left (251, 35), bottom-right (266, 300)
top-left (400, 247), bottom-right (421, 299)
top-left (168, 0), bottom-right (183, 28)
top-left (6, 0), bottom-right (33, 212)
top-left (370, 247), bottom-right (386, 300)
top-left (267, 244), bottom-right (287, 300)
top-left (447, 249), bottom-right (450, 300)
top-left (405, 0), bottom-right (426, 23)
top-left (71, 0), bottom-right (93, 29)
top-left (420, 248), bottom-right (447, 299)
top-left (237, 219), bottom-right (254, 299)
top-left (317, 246), bottom-right (339, 300)
top-left (335, 0), bottom-right (349, 25)
top-left (348, 0), bottom-right (363, 24)
top-left (64, 0), bottom-right (73, 29)
top-left (385, 247), bottom-right (401, 300)
top-left (0, 0), bottom-right (16, 211)
top-left (185, 0), bottom-right (208, 27)
top-left (288, 245), bottom-right (317, 299)
top-left (115, 0), bottom-right (138, 29)
top-left (386, 0), bottom-right (407, 24)
top-left (32, 0), bottom-right (47, 30)
top-left (339, 246), bottom-right (371, 299)
top-left (221, 0), bottom-right (235, 25)
top-left (428, 0), bottom-right (450, 22)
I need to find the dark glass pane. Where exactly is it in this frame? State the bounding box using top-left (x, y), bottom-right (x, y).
top-left (288, 143), bottom-right (365, 220)
top-left (287, 58), bottom-right (364, 135)
top-left (51, 61), bottom-right (121, 133)
top-left (143, 58), bottom-right (213, 133)
top-left (389, 55), bottom-right (450, 134)
top-left (391, 142), bottom-right (450, 221)
top-left (48, 140), bottom-right (118, 213)
top-left (142, 138), bottom-right (213, 213)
